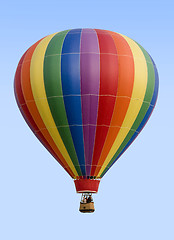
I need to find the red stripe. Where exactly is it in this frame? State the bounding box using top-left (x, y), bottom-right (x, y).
top-left (90, 30), bottom-right (119, 176)
top-left (14, 50), bottom-right (38, 131)
top-left (94, 32), bottom-right (135, 176)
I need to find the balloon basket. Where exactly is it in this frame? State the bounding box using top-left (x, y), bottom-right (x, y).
top-left (79, 193), bottom-right (95, 213)
top-left (79, 202), bottom-right (95, 213)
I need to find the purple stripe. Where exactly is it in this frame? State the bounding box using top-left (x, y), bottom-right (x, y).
top-left (80, 29), bottom-right (100, 176)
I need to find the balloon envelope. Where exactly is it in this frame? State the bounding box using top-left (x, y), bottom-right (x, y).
top-left (14, 29), bottom-right (159, 185)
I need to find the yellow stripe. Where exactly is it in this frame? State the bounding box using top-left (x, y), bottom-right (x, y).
top-left (97, 35), bottom-right (148, 177)
top-left (30, 34), bottom-right (78, 176)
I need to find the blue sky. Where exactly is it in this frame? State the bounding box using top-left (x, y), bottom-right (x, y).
top-left (1, 0), bottom-right (174, 239)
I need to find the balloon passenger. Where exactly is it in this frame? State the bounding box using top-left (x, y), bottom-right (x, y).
top-left (87, 195), bottom-right (93, 203)
top-left (82, 196), bottom-right (87, 203)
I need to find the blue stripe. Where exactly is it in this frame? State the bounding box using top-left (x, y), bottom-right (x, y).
top-left (101, 55), bottom-right (159, 177)
top-left (61, 29), bottom-right (86, 175)
top-left (149, 56), bottom-right (159, 106)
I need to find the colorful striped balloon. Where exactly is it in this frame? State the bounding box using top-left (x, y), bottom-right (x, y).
top-left (14, 29), bottom-right (159, 193)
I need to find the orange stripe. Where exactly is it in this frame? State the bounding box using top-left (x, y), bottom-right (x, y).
top-left (94, 32), bottom-right (135, 176)
top-left (21, 40), bottom-right (75, 178)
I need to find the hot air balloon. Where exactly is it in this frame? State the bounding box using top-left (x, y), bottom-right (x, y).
top-left (14, 28), bottom-right (159, 213)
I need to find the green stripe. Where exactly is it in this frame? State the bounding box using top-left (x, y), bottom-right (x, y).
top-left (100, 43), bottom-right (155, 177)
top-left (43, 31), bottom-right (82, 176)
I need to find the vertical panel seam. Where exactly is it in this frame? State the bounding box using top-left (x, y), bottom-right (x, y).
top-left (79, 28), bottom-right (86, 177)
top-left (89, 29), bottom-right (101, 176)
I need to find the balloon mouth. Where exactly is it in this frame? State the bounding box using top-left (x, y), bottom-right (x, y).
top-left (74, 179), bottom-right (100, 193)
